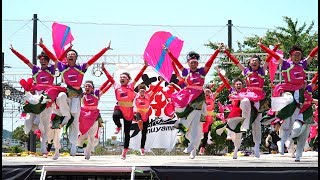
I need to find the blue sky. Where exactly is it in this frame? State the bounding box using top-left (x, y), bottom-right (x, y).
top-left (3, 0), bottom-right (318, 68)
top-left (2, 0), bottom-right (318, 137)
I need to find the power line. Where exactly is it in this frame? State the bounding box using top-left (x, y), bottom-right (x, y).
top-left (7, 19), bottom-right (33, 41)
top-left (2, 19), bottom-right (234, 28)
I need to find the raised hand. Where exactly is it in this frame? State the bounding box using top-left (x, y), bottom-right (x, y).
top-left (162, 44), bottom-right (168, 51)
top-left (101, 62), bottom-right (106, 70)
top-left (144, 60), bottom-right (148, 66)
top-left (9, 44), bottom-right (13, 50)
top-left (217, 43), bottom-right (225, 51)
top-left (107, 41), bottom-right (113, 50)
top-left (257, 37), bottom-right (262, 46)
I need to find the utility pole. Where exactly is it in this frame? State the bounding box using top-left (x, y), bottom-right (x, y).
top-left (227, 20), bottom-right (232, 50)
top-left (29, 14), bottom-right (38, 153)
top-left (1, 52), bottom-right (4, 145)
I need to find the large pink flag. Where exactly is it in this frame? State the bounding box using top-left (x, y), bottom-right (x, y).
top-left (52, 22), bottom-right (74, 60)
top-left (143, 31), bottom-right (183, 82)
top-left (269, 50), bottom-right (283, 85)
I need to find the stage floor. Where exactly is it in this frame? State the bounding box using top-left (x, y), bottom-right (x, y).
top-left (2, 151), bottom-right (318, 168)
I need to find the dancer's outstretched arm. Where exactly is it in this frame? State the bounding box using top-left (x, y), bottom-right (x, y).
top-left (223, 45), bottom-right (245, 71)
top-left (101, 62), bottom-right (115, 84)
top-left (10, 44), bottom-right (33, 69)
top-left (204, 46), bottom-right (221, 74)
top-left (163, 45), bottom-right (184, 71)
top-left (133, 60), bottom-right (148, 87)
top-left (85, 41), bottom-right (112, 69)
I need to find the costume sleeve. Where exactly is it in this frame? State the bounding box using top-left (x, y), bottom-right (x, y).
top-left (87, 47), bottom-right (109, 66)
top-left (217, 71), bottom-right (231, 90)
top-left (224, 49), bottom-right (239, 64)
top-left (265, 44), bottom-right (280, 62)
top-left (149, 80), bottom-right (163, 100)
top-left (100, 83), bottom-right (113, 95)
top-left (10, 48), bottom-right (31, 64)
top-left (102, 67), bottom-right (115, 84)
top-left (57, 45), bottom-right (73, 60)
top-left (311, 72), bottom-right (318, 85)
top-left (259, 43), bottom-right (280, 60)
top-left (134, 65), bottom-right (147, 82)
top-left (99, 79), bottom-right (111, 91)
top-left (38, 43), bottom-right (58, 61)
top-left (215, 84), bottom-right (225, 95)
top-left (168, 51), bottom-right (184, 70)
top-left (204, 49), bottom-right (220, 74)
top-left (308, 46), bottom-right (318, 58)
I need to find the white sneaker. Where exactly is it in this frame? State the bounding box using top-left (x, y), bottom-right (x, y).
top-left (41, 143), bottom-right (47, 155)
top-left (84, 148), bottom-right (91, 160)
top-left (189, 149), bottom-right (196, 159)
top-left (254, 144), bottom-right (260, 158)
top-left (53, 152), bottom-right (60, 160)
top-left (183, 148), bottom-right (188, 154)
top-left (295, 157), bottom-right (300, 162)
top-left (174, 120), bottom-right (181, 129)
top-left (240, 128), bottom-right (247, 132)
top-left (70, 144), bottom-right (76, 156)
top-left (233, 152), bottom-right (238, 159)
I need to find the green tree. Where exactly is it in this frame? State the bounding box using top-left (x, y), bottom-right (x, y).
top-left (12, 125), bottom-right (29, 143)
top-left (205, 16), bottom-right (318, 152)
top-left (241, 16), bottom-right (318, 71)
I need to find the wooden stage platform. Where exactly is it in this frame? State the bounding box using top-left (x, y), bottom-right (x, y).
top-left (2, 152), bottom-right (318, 180)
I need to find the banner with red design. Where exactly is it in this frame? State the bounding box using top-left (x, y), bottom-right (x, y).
top-left (114, 64), bottom-right (179, 151)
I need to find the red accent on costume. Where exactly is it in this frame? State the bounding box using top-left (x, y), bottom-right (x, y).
top-left (265, 44), bottom-right (280, 62)
top-left (58, 45), bottom-right (72, 62)
top-left (134, 65), bottom-right (148, 82)
top-left (102, 67), bottom-right (115, 84)
top-left (10, 48), bottom-right (31, 64)
top-left (204, 49), bottom-right (220, 74)
top-left (308, 46), bottom-right (318, 58)
top-left (311, 73), bottom-right (318, 85)
top-left (218, 71), bottom-right (231, 90)
top-left (216, 84), bottom-right (226, 94)
top-left (114, 82), bottom-right (135, 121)
top-left (259, 43), bottom-right (280, 60)
top-left (224, 49), bottom-right (239, 64)
top-left (87, 48), bottom-right (109, 66)
top-left (99, 80), bottom-right (111, 91)
top-left (39, 44), bottom-right (58, 61)
top-left (168, 51), bottom-right (184, 70)
top-left (101, 83), bottom-right (113, 95)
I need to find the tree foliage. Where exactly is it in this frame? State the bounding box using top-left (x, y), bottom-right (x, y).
top-left (12, 125), bottom-right (29, 143)
top-left (205, 16), bottom-right (318, 153)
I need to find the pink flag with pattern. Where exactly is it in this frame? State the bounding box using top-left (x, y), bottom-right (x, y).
top-left (144, 31), bottom-right (183, 82)
top-left (52, 22), bottom-right (74, 60)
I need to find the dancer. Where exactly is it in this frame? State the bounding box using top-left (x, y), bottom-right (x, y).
top-left (258, 42), bottom-right (318, 155)
top-left (133, 79), bottom-right (163, 156)
top-left (164, 45), bottom-right (220, 159)
top-left (40, 40), bottom-right (113, 156)
top-left (287, 77), bottom-right (318, 161)
top-left (215, 67), bottom-right (247, 159)
top-left (222, 42), bottom-right (274, 158)
top-left (198, 83), bottom-right (225, 155)
top-left (10, 43), bottom-right (57, 155)
top-left (77, 80), bottom-right (113, 160)
top-left (101, 61), bottom-right (148, 160)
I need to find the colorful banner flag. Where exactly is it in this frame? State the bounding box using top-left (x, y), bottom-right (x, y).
top-left (52, 22), bottom-right (74, 60)
top-left (269, 50), bottom-right (283, 85)
top-left (144, 31), bottom-right (184, 82)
